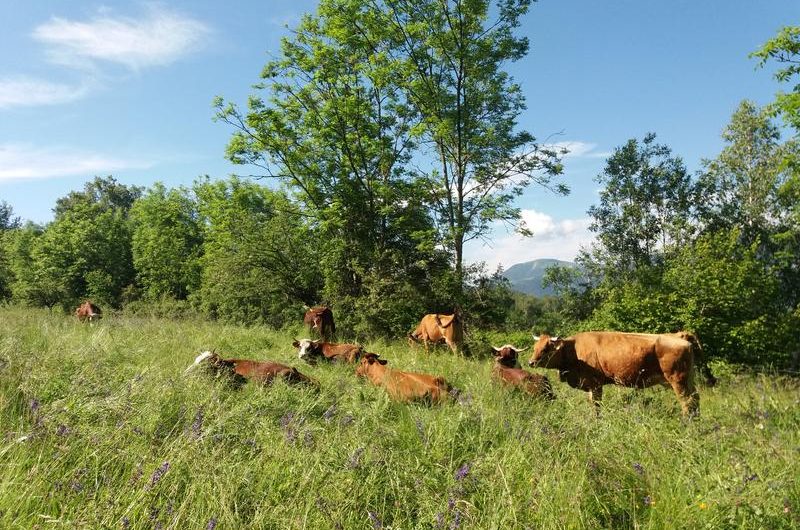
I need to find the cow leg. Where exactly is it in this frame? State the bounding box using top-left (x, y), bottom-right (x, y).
top-left (669, 377), bottom-right (700, 418)
top-left (588, 386), bottom-right (603, 414)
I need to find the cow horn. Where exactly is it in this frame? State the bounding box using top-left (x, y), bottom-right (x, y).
top-left (552, 336), bottom-right (560, 342)
top-left (532, 335), bottom-right (540, 341)
top-left (492, 346), bottom-right (502, 352)
top-left (514, 346), bottom-right (528, 352)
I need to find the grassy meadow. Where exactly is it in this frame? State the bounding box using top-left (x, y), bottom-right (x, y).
top-left (0, 307), bottom-right (798, 529)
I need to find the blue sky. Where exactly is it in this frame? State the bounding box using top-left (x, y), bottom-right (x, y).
top-left (1, 1), bottom-right (797, 269)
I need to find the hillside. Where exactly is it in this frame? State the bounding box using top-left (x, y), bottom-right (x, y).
top-left (502, 258), bottom-right (575, 296)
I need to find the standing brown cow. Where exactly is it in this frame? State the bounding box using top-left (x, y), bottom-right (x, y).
top-left (408, 312), bottom-right (463, 354)
top-left (529, 332), bottom-right (699, 416)
top-left (355, 352), bottom-right (452, 403)
top-left (303, 306), bottom-right (335, 342)
top-left (75, 301), bottom-right (102, 322)
top-left (491, 345), bottom-right (554, 399)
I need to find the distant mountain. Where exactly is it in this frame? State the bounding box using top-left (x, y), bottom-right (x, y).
top-left (502, 258), bottom-right (575, 296)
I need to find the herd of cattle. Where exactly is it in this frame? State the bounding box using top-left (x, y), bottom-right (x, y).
top-left (77, 302), bottom-right (715, 416)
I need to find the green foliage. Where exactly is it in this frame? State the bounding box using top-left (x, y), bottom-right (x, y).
top-left (130, 183), bottom-right (203, 300)
top-left (31, 177), bottom-right (140, 309)
top-left (751, 25), bottom-right (800, 134)
top-left (193, 177), bottom-right (321, 327)
top-left (1, 309), bottom-right (798, 529)
top-left (587, 133), bottom-right (695, 276)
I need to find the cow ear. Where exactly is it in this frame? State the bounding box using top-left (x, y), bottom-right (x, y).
top-left (378, 359), bottom-right (388, 365)
top-left (292, 340), bottom-right (300, 348)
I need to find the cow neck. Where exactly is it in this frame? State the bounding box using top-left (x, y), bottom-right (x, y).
top-left (366, 362), bottom-right (391, 385)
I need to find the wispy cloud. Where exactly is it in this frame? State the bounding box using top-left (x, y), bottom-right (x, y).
top-left (545, 141), bottom-right (611, 159)
top-left (465, 209), bottom-right (594, 270)
top-left (32, 5), bottom-right (211, 70)
top-left (0, 143), bottom-right (152, 181)
top-left (0, 76), bottom-right (90, 109)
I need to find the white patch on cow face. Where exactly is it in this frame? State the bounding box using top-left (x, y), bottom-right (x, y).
top-left (296, 339), bottom-right (313, 360)
top-left (184, 350), bottom-right (214, 374)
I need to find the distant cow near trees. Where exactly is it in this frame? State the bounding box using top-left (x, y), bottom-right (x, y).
top-left (75, 301), bottom-right (102, 322)
top-left (408, 312), bottom-right (463, 354)
top-left (303, 306), bottom-right (335, 342)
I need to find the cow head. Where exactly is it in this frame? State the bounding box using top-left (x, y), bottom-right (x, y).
top-left (184, 350), bottom-right (221, 375)
top-left (492, 344), bottom-right (526, 368)
top-left (294, 338), bottom-right (323, 362)
top-left (355, 352), bottom-right (388, 377)
top-left (528, 335), bottom-right (564, 368)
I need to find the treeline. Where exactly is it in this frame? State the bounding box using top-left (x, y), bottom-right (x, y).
top-left (0, 3), bottom-right (798, 367)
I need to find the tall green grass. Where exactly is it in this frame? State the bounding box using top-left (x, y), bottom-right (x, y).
top-left (0, 308), bottom-right (797, 529)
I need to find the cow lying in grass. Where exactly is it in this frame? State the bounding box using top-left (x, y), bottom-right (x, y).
top-left (491, 345), bottom-right (554, 400)
top-left (355, 352), bottom-right (453, 403)
top-left (293, 339), bottom-right (363, 364)
top-left (185, 351), bottom-right (318, 389)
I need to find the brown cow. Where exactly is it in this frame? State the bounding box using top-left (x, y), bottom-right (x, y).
top-left (491, 345), bottom-right (554, 399)
top-left (528, 332), bottom-right (699, 416)
top-left (667, 331), bottom-right (717, 387)
top-left (292, 338), bottom-right (363, 364)
top-left (75, 301), bottom-right (102, 322)
top-left (408, 312), bottom-right (463, 354)
top-left (355, 352), bottom-right (452, 403)
top-left (303, 306), bottom-right (335, 342)
top-left (184, 351), bottom-right (318, 389)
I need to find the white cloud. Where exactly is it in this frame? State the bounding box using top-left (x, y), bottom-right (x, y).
top-left (0, 143), bottom-right (151, 181)
top-left (465, 209), bottom-right (595, 270)
top-left (0, 76), bottom-right (89, 108)
top-left (545, 141), bottom-right (611, 159)
top-left (32, 5), bottom-right (210, 70)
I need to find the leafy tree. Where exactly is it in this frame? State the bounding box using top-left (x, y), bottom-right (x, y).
top-left (23, 177), bottom-right (141, 309)
top-left (380, 0), bottom-right (565, 286)
top-left (751, 25), bottom-right (800, 134)
top-left (4, 223), bottom-right (57, 307)
top-left (0, 201), bottom-right (22, 300)
top-left (585, 133), bottom-right (695, 277)
top-left (130, 183), bottom-right (203, 301)
top-left (194, 178), bottom-right (322, 327)
top-left (696, 101), bottom-right (796, 243)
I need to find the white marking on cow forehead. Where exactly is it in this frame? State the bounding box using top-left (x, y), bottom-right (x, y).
top-left (296, 339), bottom-right (313, 358)
top-left (193, 351), bottom-right (214, 364)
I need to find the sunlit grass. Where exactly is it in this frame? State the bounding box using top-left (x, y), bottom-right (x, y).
top-left (0, 307), bottom-right (797, 529)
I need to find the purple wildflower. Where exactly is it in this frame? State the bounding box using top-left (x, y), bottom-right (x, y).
top-left (367, 510), bottom-right (383, 529)
top-left (30, 398), bottom-right (40, 412)
top-left (450, 509), bottom-right (462, 529)
top-left (340, 414), bottom-right (354, 427)
top-left (206, 517), bottom-right (218, 530)
top-left (348, 447), bottom-right (365, 469)
top-left (190, 408), bottom-right (204, 439)
top-left (148, 461), bottom-right (170, 488)
top-left (455, 463), bottom-right (470, 481)
top-left (322, 404), bottom-right (337, 421)
top-left (304, 431), bottom-right (314, 447)
top-left (744, 473), bottom-right (759, 484)
top-left (56, 424), bottom-right (69, 436)
top-left (415, 418), bottom-right (427, 445)
top-left (121, 516), bottom-right (130, 529)
top-left (447, 498), bottom-right (456, 511)
top-left (435, 512), bottom-right (445, 528)
top-left (149, 506), bottom-right (160, 521)
top-left (643, 495), bottom-right (652, 506)
top-left (70, 481), bottom-right (83, 493)
top-left (633, 463), bottom-right (644, 475)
